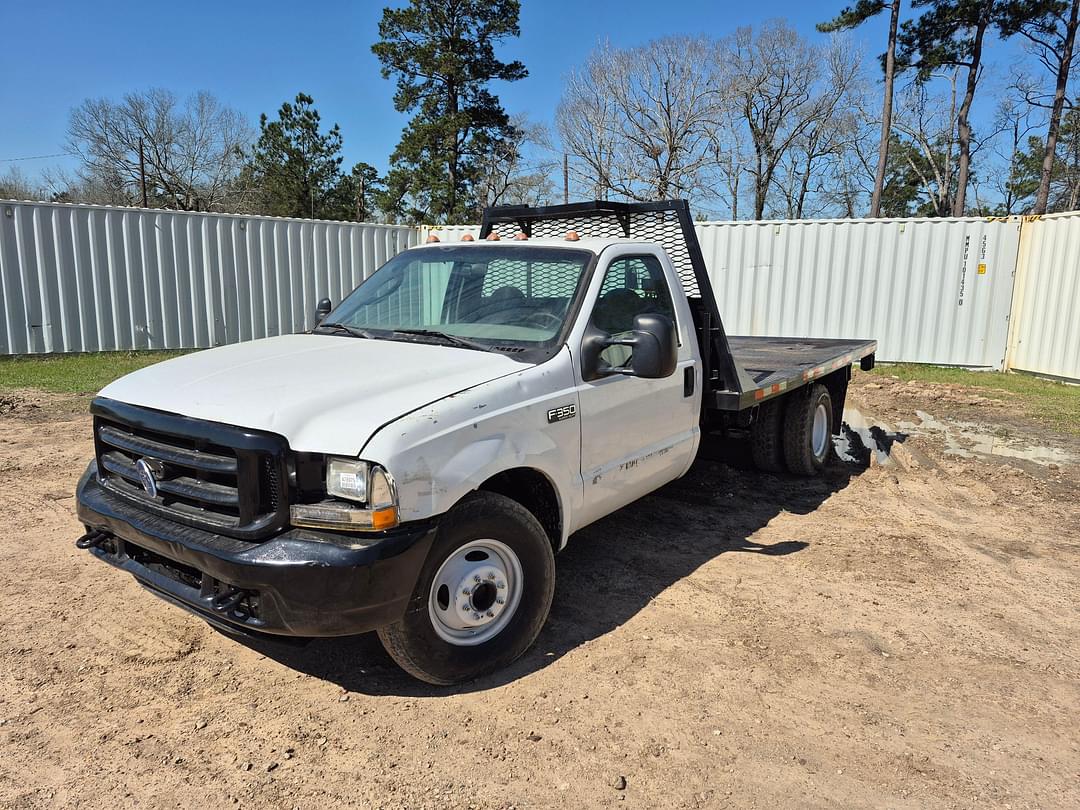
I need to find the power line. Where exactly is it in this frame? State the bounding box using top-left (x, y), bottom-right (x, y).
top-left (0, 152), bottom-right (71, 164)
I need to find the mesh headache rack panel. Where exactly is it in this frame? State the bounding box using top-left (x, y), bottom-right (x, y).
top-left (482, 201), bottom-right (701, 296)
top-left (480, 200), bottom-right (754, 398)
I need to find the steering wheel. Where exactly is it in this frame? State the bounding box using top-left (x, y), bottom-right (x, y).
top-left (521, 311), bottom-right (562, 331)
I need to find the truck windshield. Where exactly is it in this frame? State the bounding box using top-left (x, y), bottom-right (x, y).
top-left (319, 244), bottom-right (593, 351)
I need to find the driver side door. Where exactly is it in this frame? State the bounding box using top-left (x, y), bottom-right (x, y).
top-left (574, 252), bottom-right (700, 527)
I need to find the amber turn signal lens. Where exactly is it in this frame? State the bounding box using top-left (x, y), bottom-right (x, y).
top-left (370, 506), bottom-right (399, 531)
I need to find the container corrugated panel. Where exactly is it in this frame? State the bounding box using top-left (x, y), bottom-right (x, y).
top-left (1008, 211), bottom-right (1080, 381)
top-left (697, 217), bottom-right (1022, 368)
top-left (0, 201), bottom-right (418, 354)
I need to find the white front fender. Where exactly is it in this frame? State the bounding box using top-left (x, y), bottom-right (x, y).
top-left (361, 348), bottom-right (584, 547)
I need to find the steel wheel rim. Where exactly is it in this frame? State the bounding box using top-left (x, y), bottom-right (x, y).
top-left (811, 402), bottom-right (830, 460)
top-left (428, 538), bottom-right (524, 646)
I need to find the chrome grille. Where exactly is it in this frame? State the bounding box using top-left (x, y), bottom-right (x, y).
top-left (91, 399), bottom-right (288, 540)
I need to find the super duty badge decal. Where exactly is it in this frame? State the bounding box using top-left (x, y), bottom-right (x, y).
top-left (547, 404), bottom-right (577, 423)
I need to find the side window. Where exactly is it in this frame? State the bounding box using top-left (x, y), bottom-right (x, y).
top-left (592, 255), bottom-right (676, 334)
top-left (591, 254), bottom-right (676, 368)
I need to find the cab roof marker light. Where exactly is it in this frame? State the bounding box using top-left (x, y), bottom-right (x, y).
top-left (514, 232), bottom-right (528, 240)
top-left (486, 232), bottom-right (500, 241)
top-left (461, 233), bottom-right (475, 241)
top-left (565, 230), bottom-right (580, 242)
top-left (426, 234), bottom-right (441, 243)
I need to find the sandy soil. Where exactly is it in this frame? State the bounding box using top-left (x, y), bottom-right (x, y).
top-left (1, 373), bottom-right (1078, 809)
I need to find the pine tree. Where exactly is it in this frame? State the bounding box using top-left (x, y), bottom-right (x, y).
top-left (248, 93), bottom-right (350, 220)
top-left (372, 0), bottom-right (528, 224)
top-left (338, 162), bottom-right (386, 222)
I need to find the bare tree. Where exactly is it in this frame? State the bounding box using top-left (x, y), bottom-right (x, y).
top-left (891, 76), bottom-right (962, 215)
top-left (975, 86), bottom-right (1044, 212)
top-left (475, 117), bottom-right (558, 212)
top-left (721, 21), bottom-right (848, 219)
top-left (557, 37), bottom-right (721, 203)
top-left (772, 37), bottom-right (868, 218)
top-left (708, 106), bottom-right (752, 218)
top-left (556, 48), bottom-right (620, 200)
top-left (0, 167), bottom-right (47, 201)
top-left (67, 89), bottom-right (251, 211)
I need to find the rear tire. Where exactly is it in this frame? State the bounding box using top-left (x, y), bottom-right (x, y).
top-left (750, 398), bottom-right (785, 473)
top-left (377, 491), bottom-right (555, 685)
top-left (783, 384), bottom-right (834, 476)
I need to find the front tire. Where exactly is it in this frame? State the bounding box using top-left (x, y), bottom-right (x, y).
top-left (377, 491), bottom-right (555, 685)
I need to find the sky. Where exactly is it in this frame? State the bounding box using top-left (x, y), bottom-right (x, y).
top-left (0, 0), bottom-right (1031, 183)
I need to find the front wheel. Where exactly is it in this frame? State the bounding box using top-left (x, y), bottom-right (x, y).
top-left (377, 491), bottom-right (555, 685)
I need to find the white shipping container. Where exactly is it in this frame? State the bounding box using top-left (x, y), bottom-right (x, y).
top-left (3, 200), bottom-right (1077, 382)
top-left (1008, 211), bottom-right (1080, 381)
top-left (697, 216), bottom-right (1022, 370)
top-left (0, 201), bottom-right (417, 354)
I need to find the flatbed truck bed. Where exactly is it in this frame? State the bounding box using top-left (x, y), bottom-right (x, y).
top-left (723, 336), bottom-right (878, 410)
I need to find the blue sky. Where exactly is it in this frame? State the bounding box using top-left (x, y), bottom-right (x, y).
top-left (1, 0), bottom-right (1027, 179)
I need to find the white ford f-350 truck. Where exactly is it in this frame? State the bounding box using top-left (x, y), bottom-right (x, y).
top-left (76, 201), bottom-right (876, 684)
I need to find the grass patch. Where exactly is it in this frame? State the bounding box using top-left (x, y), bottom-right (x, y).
top-left (0, 351), bottom-right (189, 395)
top-left (872, 363), bottom-right (1080, 435)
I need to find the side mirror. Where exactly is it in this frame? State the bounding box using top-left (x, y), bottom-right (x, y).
top-left (582, 313), bottom-right (678, 381)
top-left (315, 298), bottom-right (332, 325)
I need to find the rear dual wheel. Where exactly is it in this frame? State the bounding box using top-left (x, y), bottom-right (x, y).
top-left (783, 384), bottom-right (834, 475)
top-left (751, 383), bottom-right (834, 476)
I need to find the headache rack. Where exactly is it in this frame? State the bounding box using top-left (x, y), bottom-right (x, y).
top-left (480, 200), bottom-right (756, 407)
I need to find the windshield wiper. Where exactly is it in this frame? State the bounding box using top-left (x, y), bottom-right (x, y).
top-left (390, 328), bottom-right (489, 352)
top-left (314, 322), bottom-right (378, 339)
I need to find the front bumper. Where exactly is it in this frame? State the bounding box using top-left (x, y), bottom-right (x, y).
top-left (75, 463), bottom-right (436, 637)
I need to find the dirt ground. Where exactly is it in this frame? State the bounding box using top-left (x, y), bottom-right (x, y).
top-left (1, 372), bottom-right (1078, 809)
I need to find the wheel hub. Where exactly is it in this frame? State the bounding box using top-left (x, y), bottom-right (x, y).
top-left (428, 539), bottom-right (523, 646)
top-left (812, 401), bottom-right (830, 460)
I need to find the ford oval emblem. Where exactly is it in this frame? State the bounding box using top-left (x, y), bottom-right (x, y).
top-left (135, 458), bottom-right (159, 498)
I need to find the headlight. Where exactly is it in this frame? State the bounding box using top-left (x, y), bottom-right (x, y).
top-left (290, 459), bottom-right (399, 533)
top-left (326, 458), bottom-right (368, 502)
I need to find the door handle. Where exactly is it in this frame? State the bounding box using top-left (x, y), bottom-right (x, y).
top-left (683, 366), bottom-right (695, 397)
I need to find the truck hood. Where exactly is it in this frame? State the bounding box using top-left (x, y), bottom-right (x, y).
top-left (99, 334), bottom-right (528, 454)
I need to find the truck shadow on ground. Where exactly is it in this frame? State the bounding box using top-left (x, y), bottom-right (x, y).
top-left (243, 440), bottom-right (863, 696)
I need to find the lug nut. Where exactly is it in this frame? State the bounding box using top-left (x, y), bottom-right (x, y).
top-left (462, 588), bottom-right (471, 596)
top-left (497, 582), bottom-right (505, 589)
top-left (472, 612), bottom-right (481, 620)
top-left (486, 611), bottom-right (494, 618)
top-left (474, 575), bottom-right (482, 583)
top-left (496, 597), bottom-right (505, 605)
top-left (487, 572), bottom-right (496, 579)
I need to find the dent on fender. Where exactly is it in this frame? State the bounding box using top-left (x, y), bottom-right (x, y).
top-left (361, 350), bottom-right (582, 531)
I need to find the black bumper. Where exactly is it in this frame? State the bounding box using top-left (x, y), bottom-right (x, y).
top-left (75, 463), bottom-right (436, 637)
